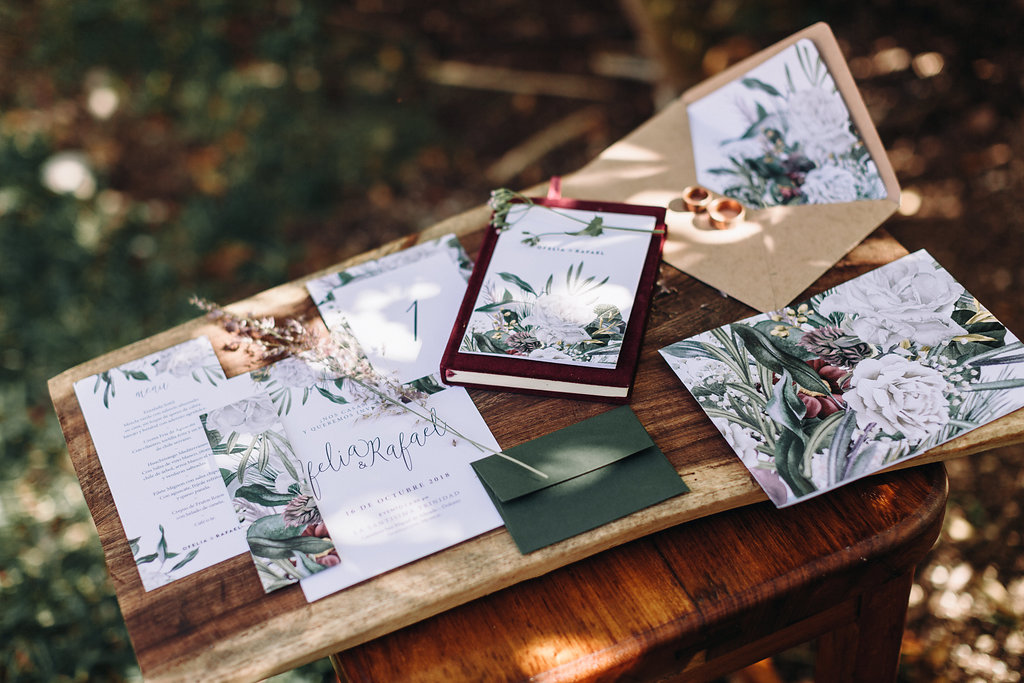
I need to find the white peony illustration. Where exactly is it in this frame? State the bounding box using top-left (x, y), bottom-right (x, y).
top-left (266, 356), bottom-right (334, 389)
top-left (786, 87), bottom-right (859, 166)
top-left (205, 395), bottom-right (279, 436)
top-left (520, 293), bottom-right (594, 347)
top-left (528, 347), bottom-right (573, 361)
top-left (800, 164), bottom-right (860, 203)
top-left (817, 254), bottom-right (966, 349)
top-left (843, 354), bottom-right (950, 442)
top-left (152, 340), bottom-right (215, 378)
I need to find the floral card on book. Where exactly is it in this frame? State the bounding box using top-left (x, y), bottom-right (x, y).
top-left (440, 193), bottom-right (666, 402)
top-left (660, 250), bottom-right (1024, 507)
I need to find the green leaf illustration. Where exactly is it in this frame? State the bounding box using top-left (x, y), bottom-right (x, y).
top-left (774, 430), bottom-right (815, 497)
top-left (661, 340), bottom-right (717, 360)
top-left (246, 515), bottom-right (333, 559)
top-left (235, 484), bottom-right (297, 507)
top-left (315, 385), bottom-right (349, 405)
top-left (741, 77), bottom-right (783, 97)
top-left (765, 369), bottom-right (807, 438)
top-left (498, 271), bottom-right (536, 296)
top-left (471, 332), bottom-right (506, 354)
top-left (135, 552), bottom-right (159, 565)
top-left (732, 324), bottom-right (832, 397)
top-left (169, 548), bottom-right (200, 572)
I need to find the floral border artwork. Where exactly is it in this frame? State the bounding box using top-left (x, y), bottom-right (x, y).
top-left (201, 394), bottom-right (338, 592)
top-left (90, 336), bottom-right (224, 408)
top-left (129, 524), bottom-right (200, 590)
top-left (660, 250), bottom-right (1024, 507)
top-left (461, 261), bottom-right (627, 366)
top-left (688, 39), bottom-right (886, 209)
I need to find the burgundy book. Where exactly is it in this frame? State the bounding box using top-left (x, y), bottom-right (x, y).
top-left (441, 194), bottom-right (666, 402)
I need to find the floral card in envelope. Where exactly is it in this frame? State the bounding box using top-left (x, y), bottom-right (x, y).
top-left (659, 250), bottom-right (1024, 507)
top-left (559, 22), bottom-right (899, 312)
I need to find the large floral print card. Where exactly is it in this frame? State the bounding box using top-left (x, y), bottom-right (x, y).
top-left (73, 337), bottom-right (261, 590)
top-left (659, 250), bottom-right (1024, 507)
top-left (554, 22), bottom-right (899, 312)
top-left (440, 194), bottom-right (666, 402)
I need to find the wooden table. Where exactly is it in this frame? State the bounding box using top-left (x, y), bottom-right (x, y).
top-left (333, 462), bottom-right (948, 682)
top-left (48, 215), bottom-right (1024, 682)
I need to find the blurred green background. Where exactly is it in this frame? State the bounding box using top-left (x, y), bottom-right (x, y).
top-left (2, 1), bottom-right (1023, 681)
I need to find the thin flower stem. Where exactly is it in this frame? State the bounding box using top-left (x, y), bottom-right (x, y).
top-left (492, 188), bottom-right (663, 235)
top-left (194, 296), bottom-right (548, 480)
top-left (347, 376), bottom-right (549, 479)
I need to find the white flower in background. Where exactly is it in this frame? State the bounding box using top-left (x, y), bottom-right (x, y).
top-left (40, 151), bottom-right (97, 199)
top-left (844, 354), bottom-right (950, 442)
top-left (801, 164), bottom-right (860, 203)
top-left (850, 158), bottom-right (887, 198)
top-left (786, 87), bottom-right (858, 166)
top-left (817, 254), bottom-right (966, 349)
top-left (809, 449), bottom-right (829, 486)
top-left (152, 341), bottom-right (214, 377)
top-left (206, 395), bottom-right (279, 436)
top-left (521, 293), bottom-right (594, 347)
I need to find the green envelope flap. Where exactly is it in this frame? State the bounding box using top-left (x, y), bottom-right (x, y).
top-left (471, 405), bottom-right (656, 503)
top-left (471, 406), bottom-right (689, 554)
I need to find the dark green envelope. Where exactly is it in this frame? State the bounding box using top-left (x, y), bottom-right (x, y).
top-left (471, 405), bottom-right (689, 554)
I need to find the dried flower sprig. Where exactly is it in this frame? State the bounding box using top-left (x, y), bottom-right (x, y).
top-left (192, 297), bottom-right (547, 479)
top-left (488, 187), bottom-right (665, 246)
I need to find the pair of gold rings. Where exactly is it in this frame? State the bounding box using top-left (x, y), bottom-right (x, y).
top-left (681, 185), bottom-right (746, 230)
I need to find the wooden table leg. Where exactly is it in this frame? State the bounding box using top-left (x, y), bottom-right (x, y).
top-left (815, 571), bottom-right (916, 683)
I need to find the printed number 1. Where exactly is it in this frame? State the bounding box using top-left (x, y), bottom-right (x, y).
top-left (405, 300), bottom-right (418, 341)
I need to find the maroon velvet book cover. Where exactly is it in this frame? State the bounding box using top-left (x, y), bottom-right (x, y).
top-left (441, 194), bottom-right (666, 403)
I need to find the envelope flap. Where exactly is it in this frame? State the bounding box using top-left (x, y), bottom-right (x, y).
top-left (471, 406), bottom-right (654, 502)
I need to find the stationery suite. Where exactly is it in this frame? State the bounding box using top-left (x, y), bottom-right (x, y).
top-left (74, 24), bottom-right (973, 608)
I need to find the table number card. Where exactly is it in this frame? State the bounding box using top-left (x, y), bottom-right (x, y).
top-left (73, 337), bottom-right (257, 590)
top-left (307, 234), bottom-right (471, 385)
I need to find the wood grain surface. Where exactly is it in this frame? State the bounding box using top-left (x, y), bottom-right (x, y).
top-left (333, 463), bottom-right (948, 682)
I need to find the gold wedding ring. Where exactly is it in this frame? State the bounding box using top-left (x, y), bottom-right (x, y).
top-left (707, 197), bottom-right (745, 230)
top-left (682, 185), bottom-right (713, 213)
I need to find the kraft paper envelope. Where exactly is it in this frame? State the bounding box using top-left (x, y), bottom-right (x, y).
top-left (559, 23), bottom-right (900, 312)
top-left (471, 406), bottom-right (688, 554)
